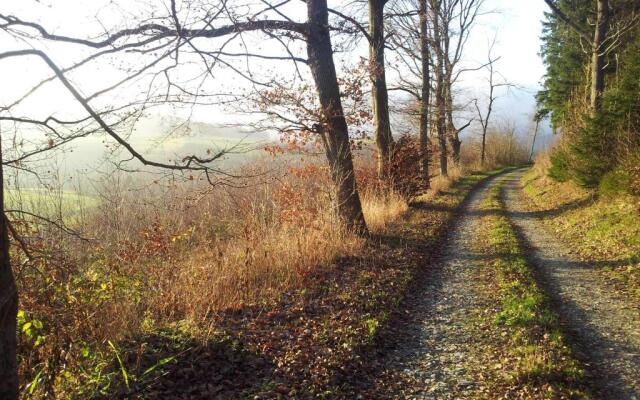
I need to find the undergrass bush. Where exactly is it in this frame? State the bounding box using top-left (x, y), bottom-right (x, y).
top-left (599, 168), bottom-right (634, 197)
top-left (548, 146), bottom-right (571, 183)
top-left (11, 150), bottom-right (418, 398)
top-left (569, 116), bottom-right (616, 187)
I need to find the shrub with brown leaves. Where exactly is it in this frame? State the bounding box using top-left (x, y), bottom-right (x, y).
top-left (389, 135), bottom-right (424, 200)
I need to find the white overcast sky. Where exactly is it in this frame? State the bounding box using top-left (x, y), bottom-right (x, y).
top-left (0, 0), bottom-right (549, 130)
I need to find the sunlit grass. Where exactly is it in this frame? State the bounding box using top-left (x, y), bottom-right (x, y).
top-left (522, 160), bottom-right (640, 299)
top-left (475, 176), bottom-right (589, 397)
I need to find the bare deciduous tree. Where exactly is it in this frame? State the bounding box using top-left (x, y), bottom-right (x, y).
top-left (419, 0), bottom-right (431, 186)
top-left (1, 0), bottom-right (368, 232)
top-left (473, 37), bottom-right (512, 166)
top-left (437, 0), bottom-right (485, 166)
top-left (0, 1), bottom-right (380, 391)
top-left (369, 0), bottom-right (395, 179)
top-left (387, 0), bottom-right (432, 186)
top-left (329, 1), bottom-right (396, 180)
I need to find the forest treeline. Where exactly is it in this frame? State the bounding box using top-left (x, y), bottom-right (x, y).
top-left (538, 0), bottom-right (640, 191)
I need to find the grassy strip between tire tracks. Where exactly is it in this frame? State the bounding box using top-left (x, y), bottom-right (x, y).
top-left (470, 175), bottom-right (590, 399)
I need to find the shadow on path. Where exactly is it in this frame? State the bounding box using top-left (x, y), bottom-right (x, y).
top-left (347, 173), bottom-right (508, 398)
top-left (501, 170), bottom-right (640, 400)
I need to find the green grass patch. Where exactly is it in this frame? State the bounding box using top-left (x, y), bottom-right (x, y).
top-left (476, 177), bottom-right (590, 398)
top-left (6, 188), bottom-right (100, 226)
top-left (522, 168), bottom-right (640, 300)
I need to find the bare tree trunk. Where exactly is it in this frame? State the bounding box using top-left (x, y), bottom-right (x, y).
top-left (431, 0), bottom-right (448, 177)
top-left (481, 126), bottom-right (488, 165)
top-left (369, 0), bottom-right (394, 180)
top-left (0, 132), bottom-right (18, 400)
top-left (307, 0), bottom-right (368, 235)
top-left (437, 89), bottom-right (448, 177)
top-left (419, 0), bottom-right (430, 187)
top-left (445, 81), bottom-right (461, 165)
top-left (590, 0), bottom-right (609, 113)
top-left (479, 75), bottom-right (494, 167)
top-left (529, 120), bottom-right (540, 163)
top-left (450, 140), bottom-right (461, 165)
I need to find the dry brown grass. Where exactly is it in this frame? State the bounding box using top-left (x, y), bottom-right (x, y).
top-left (148, 160), bottom-right (409, 318)
top-left (418, 163), bottom-right (466, 201)
top-left (149, 210), bottom-right (364, 320)
top-left (524, 146), bottom-right (589, 203)
top-left (460, 123), bottom-right (530, 172)
top-left (533, 147), bottom-right (553, 177)
top-left (361, 188), bottom-right (409, 232)
top-left (13, 155), bottom-right (413, 397)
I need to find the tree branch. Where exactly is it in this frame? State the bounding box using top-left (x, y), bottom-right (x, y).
top-left (542, 0), bottom-right (592, 42)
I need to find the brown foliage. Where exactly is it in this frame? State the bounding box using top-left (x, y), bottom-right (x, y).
top-left (389, 135), bottom-right (425, 200)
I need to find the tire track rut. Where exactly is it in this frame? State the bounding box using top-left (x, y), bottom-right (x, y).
top-left (379, 174), bottom-right (503, 399)
top-left (501, 169), bottom-right (640, 400)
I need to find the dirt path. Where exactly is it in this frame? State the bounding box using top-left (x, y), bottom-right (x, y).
top-left (376, 175), bottom-right (502, 399)
top-left (501, 169), bottom-right (640, 400)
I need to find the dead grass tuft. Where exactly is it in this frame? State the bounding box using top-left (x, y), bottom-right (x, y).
top-left (362, 188), bottom-right (409, 232)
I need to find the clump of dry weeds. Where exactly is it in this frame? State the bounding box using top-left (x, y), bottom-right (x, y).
top-left (13, 154), bottom-right (409, 397)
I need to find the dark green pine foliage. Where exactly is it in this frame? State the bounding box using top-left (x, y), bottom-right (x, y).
top-left (537, 1), bottom-right (590, 130)
top-left (596, 28), bottom-right (640, 193)
top-left (538, 0), bottom-right (640, 188)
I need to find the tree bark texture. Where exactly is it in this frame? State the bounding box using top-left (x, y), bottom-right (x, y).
top-left (419, 0), bottom-right (431, 187)
top-left (590, 0), bottom-right (609, 113)
top-left (0, 131), bottom-right (18, 400)
top-left (369, 0), bottom-right (394, 180)
top-left (307, 0), bottom-right (368, 234)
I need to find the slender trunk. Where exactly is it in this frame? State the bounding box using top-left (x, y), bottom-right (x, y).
top-left (441, 9), bottom-right (458, 168)
top-left (436, 81), bottom-right (447, 177)
top-left (481, 77), bottom-right (494, 167)
top-left (369, 0), bottom-right (394, 180)
top-left (529, 120), bottom-right (540, 163)
top-left (432, 1), bottom-right (448, 177)
top-left (449, 135), bottom-right (461, 166)
top-left (0, 130), bottom-right (19, 400)
top-left (445, 78), bottom-right (461, 165)
top-left (307, 0), bottom-right (368, 235)
top-left (438, 112), bottom-right (448, 176)
top-left (590, 0), bottom-right (609, 113)
top-left (419, 0), bottom-right (430, 188)
top-left (507, 128), bottom-right (516, 165)
top-left (481, 125), bottom-right (487, 166)
top-left (436, 74), bottom-right (448, 177)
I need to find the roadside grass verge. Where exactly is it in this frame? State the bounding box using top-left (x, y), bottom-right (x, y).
top-left (473, 178), bottom-right (590, 399)
top-left (521, 167), bottom-right (640, 300)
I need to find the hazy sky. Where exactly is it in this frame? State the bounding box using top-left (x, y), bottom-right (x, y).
top-left (465, 0), bottom-right (547, 88)
top-left (0, 0), bottom-right (550, 136)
